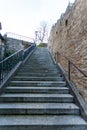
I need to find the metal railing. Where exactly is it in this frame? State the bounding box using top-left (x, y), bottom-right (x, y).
top-left (0, 50), bottom-right (23, 82)
top-left (5, 32), bottom-right (35, 43)
top-left (54, 52), bottom-right (87, 81)
top-left (68, 60), bottom-right (87, 81)
top-left (24, 43), bottom-right (36, 59)
top-left (0, 43), bottom-right (36, 82)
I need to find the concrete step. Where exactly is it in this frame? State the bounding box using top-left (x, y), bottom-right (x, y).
top-left (26, 61), bottom-right (52, 64)
top-left (19, 61), bottom-right (56, 64)
top-left (13, 76), bottom-right (64, 81)
top-left (27, 59), bottom-right (50, 62)
top-left (0, 115), bottom-right (86, 130)
top-left (20, 66), bottom-right (57, 70)
top-left (16, 72), bottom-right (61, 77)
top-left (22, 65), bottom-right (56, 68)
top-left (0, 94), bottom-right (74, 103)
top-left (18, 70), bottom-right (59, 73)
top-left (9, 81), bottom-right (66, 87)
top-left (5, 86), bottom-right (69, 94)
top-left (17, 71), bottom-right (60, 74)
top-left (0, 103), bottom-right (80, 115)
top-left (20, 66), bottom-right (58, 68)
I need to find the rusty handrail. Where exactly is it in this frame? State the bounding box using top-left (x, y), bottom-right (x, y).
top-left (55, 52), bottom-right (87, 80)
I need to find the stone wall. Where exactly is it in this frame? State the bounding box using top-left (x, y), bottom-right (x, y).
top-left (48, 0), bottom-right (87, 102)
top-left (5, 37), bottom-right (32, 54)
top-left (6, 38), bottom-right (24, 53)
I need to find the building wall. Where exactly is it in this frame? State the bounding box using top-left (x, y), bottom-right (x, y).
top-left (48, 0), bottom-right (87, 102)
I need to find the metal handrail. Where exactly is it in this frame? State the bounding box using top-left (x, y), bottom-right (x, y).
top-left (0, 43), bottom-right (36, 82)
top-left (55, 52), bottom-right (87, 80)
top-left (0, 49), bottom-right (23, 82)
top-left (1, 50), bottom-right (22, 63)
top-left (23, 43), bottom-right (36, 59)
top-left (5, 32), bottom-right (35, 43)
top-left (69, 60), bottom-right (87, 78)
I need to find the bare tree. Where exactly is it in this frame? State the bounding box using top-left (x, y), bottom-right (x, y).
top-left (36, 21), bottom-right (48, 43)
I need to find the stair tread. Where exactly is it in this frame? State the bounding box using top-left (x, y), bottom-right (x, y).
top-left (16, 74), bottom-right (61, 76)
top-left (14, 76), bottom-right (63, 79)
top-left (18, 71), bottom-right (61, 75)
top-left (14, 76), bottom-right (62, 78)
top-left (6, 86), bottom-right (69, 89)
top-left (1, 93), bottom-right (73, 98)
top-left (5, 86), bottom-right (69, 94)
top-left (10, 81), bottom-right (66, 83)
top-left (0, 115), bottom-right (86, 126)
top-left (0, 103), bottom-right (79, 109)
top-left (19, 69), bottom-right (58, 71)
top-left (20, 68), bottom-right (58, 71)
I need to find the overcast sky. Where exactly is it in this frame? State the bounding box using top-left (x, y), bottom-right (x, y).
top-left (0, 0), bottom-right (75, 38)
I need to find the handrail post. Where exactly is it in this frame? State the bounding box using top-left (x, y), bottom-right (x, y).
top-left (0, 61), bottom-right (3, 81)
top-left (52, 51), bottom-right (87, 81)
top-left (56, 52), bottom-right (58, 62)
top-left (55, 52), bottom-right (57, 62)
top-left (0, 63), bottom-right (2, 80)
top-left (57, 52), bottom-right (59, 62)
top-left (68, 60), bottom-right (71, 80)
top-left (22, 50), bottom-right (24, 61)
top-left (54, 53), bottom-right (56, 62)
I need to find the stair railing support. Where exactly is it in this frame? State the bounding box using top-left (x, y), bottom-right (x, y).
top-left (68, 60), bottom-right (71, 81)
top-left (0, 61), bottom-right (3, 81)
top-left (54, 51), bottom-right (87, 81)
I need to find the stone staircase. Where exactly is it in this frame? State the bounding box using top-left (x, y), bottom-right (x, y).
top-left (0, 47), bottom-right (87, 129)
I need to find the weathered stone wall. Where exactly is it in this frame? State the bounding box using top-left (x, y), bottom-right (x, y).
top-left (48, 0), bottom-right (87, 102)
top-left (5, 37), bottom-right (32, 54)
top-left (6, 38), bottom-right (24, 53)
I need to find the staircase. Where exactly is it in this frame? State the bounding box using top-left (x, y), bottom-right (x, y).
top-left (0, 47), bottom-right (87, 129)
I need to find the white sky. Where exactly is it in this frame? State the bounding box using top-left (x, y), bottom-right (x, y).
top-left (0, 0), bottom-right (75, 39)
